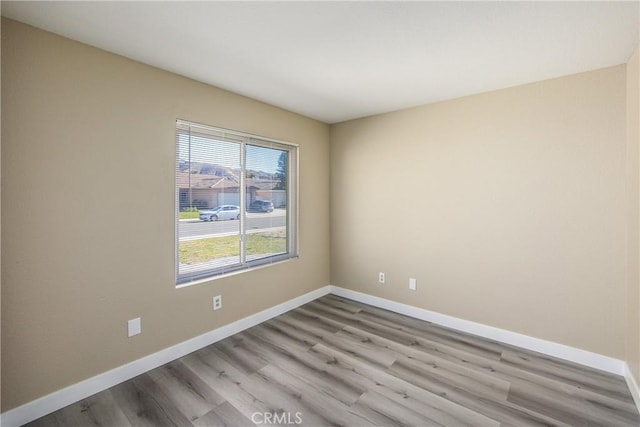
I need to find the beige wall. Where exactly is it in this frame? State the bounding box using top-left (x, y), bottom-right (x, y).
top-left (331, 65), bottom-right (627, 358)
top-left (0, 19), bottom-right (330, 411)
top-left (0, 15), bottom-right (3, 405)
top-left (627, 44), bottom-right (640, 383)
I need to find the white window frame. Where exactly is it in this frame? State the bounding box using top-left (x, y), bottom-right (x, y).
top-left (175, 119), bottom-right (298, 286)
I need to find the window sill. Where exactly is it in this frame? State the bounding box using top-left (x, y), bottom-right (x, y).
top-left (175, 256), bottom-right (299, 289)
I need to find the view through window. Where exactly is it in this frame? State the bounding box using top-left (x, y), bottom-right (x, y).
top-left (176, 120), bottom-right (297, 285)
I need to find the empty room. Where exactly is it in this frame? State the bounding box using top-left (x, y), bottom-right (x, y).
top-left (2, 1), bottom-right (640, 426)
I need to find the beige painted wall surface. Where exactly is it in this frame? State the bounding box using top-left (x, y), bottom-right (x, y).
top-left (1, 19), bottom-right (330, 411)
top-left (331, 65), bottom-right (627, 358)
top-left (627, 44), bottom-right (640, 383)
top-left (0, 16), bottom-right (3, 402)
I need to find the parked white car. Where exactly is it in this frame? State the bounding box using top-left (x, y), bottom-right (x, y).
top-left (199, 205), bottom-right (240, 221)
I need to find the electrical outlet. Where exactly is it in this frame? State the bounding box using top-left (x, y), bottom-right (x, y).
top-left (128, 317), bottom-right (141, 337)
top-left (213, 295), bottom-right (222, 310)
top-left (379, 272), bottom-right (385, 284)
top-left (409, 278), bottom-right (417, 291)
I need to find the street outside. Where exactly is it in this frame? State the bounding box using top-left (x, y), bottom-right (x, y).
top-left (179, 209), bottom-right (286, 240)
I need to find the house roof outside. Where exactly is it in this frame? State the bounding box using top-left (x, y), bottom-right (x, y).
top-left (177, 172), bottom-right (278, 191)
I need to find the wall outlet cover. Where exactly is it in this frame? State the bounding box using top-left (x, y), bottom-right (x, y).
top-left (128, 317), bottom-right (141, 337)
top-left (213, 295), bottom-right (222, 310)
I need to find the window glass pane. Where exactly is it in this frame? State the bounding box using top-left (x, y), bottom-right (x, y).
top-left (245, 144), bottom-right (288, 262)
top-left (176, 120), bottom-right (297, 285)
top-left (177, 131), bottom-right (241, 279)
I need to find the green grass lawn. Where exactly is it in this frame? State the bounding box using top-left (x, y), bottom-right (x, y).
top-left (179, 211), bottom-right (200, 220)
top-left (179, 233), bottom-right (286, 264)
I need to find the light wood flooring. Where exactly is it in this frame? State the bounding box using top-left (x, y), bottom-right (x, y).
top-left (27, 294), bottom-right (640, 426)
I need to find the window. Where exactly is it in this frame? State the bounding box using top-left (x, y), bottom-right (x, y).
top-left (176, 120), bottom-right (298, 285)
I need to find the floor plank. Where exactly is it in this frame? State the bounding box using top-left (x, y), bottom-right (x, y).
top-left (145, 360), bottom-right (225, 421)
top-left (110, 375), bottom-right (193, 426)
top-left (312, 342), bottom-right (501, 426)
top-left (25, 390), bottom-right (131, 427)
top-left (192, 401), bottom-right (254, 427)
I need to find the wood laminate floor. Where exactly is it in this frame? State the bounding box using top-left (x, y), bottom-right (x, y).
top-left (27, 295), bottom-right (640, 426)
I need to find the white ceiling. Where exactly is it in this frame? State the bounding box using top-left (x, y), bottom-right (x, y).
top-left (2, 1), bottom-right (639, 124)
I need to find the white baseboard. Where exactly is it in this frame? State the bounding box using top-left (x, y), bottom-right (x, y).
top-left (328, 286), bottom-right (626, 376)
top-left (0, 286), bottom-right (332, 427)
top-left (625, 364), bottom-right (640, 413)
